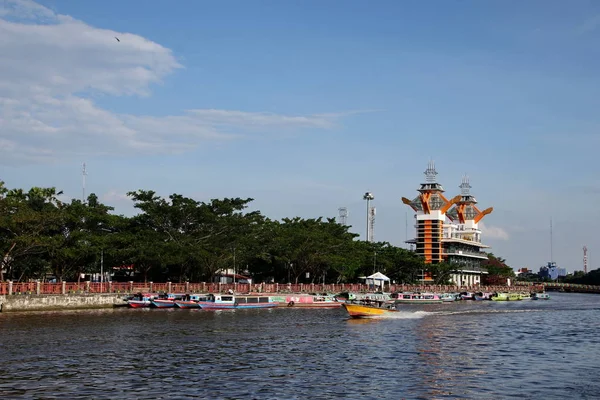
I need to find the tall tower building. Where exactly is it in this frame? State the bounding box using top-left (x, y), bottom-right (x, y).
top-left (402, 161), bottom-right (460, 264)
top-left (444, 175), bottom-right (493, 285)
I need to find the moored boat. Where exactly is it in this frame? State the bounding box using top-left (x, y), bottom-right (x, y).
top-left (460, 292), bottom-right (476, 301)
top-left (393, 292), bottom-right (443, 304)
top-left (532, 293), bottom-right (550, 300)
top-left (342, 302), bottom-right (398, 319)
top-left (174, 294), bottom-right (210, 309)
top-left (196, 294), bottom-right (278, 309)
top-left (491, 292), bottom-right (522, 301)
top-left (127, 292), bottom-right (155, 308)
top-left (151, 293), bottom-right (186, 308)
top-left (440, 293), bottom-right (459, 302)
top-left (269, 293), bottom-right (341, 307)
top-left (474, 292), bottom-right (493, 301)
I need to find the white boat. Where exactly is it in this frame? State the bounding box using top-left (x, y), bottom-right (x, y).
top-left (440, 293), bottom-right (459, 302)
top-left (532, 293), bottom-right (550, 300)
top-left (393, 292), bottom-right (443, 304)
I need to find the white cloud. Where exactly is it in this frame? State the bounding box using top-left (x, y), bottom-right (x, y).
top-left (101, 190), bottom-right (130, 204)
top-left (0, 0), bottom-right (350, 165)
top-left (479, 221), bottom-right (509, 241)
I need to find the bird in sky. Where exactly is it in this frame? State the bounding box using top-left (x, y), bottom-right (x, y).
top-left (115, 37), bottom-right (120, 42)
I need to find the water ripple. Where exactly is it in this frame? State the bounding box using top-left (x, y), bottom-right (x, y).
top-left (0, 293), bottom-right (599, 399)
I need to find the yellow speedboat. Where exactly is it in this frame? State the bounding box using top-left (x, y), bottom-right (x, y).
top-left (342, 302), bottom-right (398, 318)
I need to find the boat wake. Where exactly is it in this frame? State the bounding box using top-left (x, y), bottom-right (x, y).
top-left (378, 311), bottom-right (432, 319)
top-left (427, 308), bottom-right (541, 316)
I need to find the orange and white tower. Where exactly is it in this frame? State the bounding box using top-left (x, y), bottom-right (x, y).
top-left (402, 161), bottom-right (460, 264)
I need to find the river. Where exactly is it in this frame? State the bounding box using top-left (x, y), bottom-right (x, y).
top-left (0, 292), bottom-right (598, 399)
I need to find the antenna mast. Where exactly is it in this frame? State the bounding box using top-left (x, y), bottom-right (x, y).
top-left (338, 207), bottom-right (348, 226)
top-left (550, 218), bottom-right (553, 263)
top-left (583, 245), bottom-right (588, 274)
top-left (369, 207), bottom-right (376, 243)
top-left (82, 162), bottom-right (87, 203)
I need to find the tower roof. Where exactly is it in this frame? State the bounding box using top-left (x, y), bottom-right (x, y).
top-left (447, 175), bottom-right (492, 223)
top-left (418, 160), bottom-right (444, 193)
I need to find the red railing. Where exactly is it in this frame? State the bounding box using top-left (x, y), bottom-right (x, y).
top-left (0, 281), bottom-right (552, 295)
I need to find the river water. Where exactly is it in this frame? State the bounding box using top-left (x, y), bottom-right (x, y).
top-left (0, 292), bottom-right (598, 399)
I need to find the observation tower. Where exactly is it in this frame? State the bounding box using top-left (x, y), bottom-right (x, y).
top-left (402, 161), bottom-right (460, 264)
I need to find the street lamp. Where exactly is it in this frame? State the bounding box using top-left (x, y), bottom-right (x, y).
top-left (363, 192), bottom-right (374, 242)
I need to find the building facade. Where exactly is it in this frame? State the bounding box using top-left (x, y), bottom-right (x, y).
top-left (403, 162), bottom-right (493, 286)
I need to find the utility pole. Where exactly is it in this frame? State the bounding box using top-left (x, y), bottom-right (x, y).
top-left (82, 162), bottom-right (87, 203)
top-left (583, 245), bottom-right (588, 274)
top-left (100, 249), bottom-right (104, 292)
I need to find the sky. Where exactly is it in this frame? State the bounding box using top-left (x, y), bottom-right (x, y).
top-left (2, 0), bottom-right (600, 272)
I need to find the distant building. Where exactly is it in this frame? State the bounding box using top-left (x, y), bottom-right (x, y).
top-left (403, 162), bottom-right (493, 286)
top-left (516, 268), bottom-right (532, 276)
top-left (214, 269), bottom-right (252, 284)
top-left (539, 262), bottom-right (567, 281)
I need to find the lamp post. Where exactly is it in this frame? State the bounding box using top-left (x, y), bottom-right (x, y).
top-left (363, 192), bottom-right (374, 242)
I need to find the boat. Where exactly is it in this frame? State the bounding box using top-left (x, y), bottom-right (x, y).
top-left (127, 292), bottom-right (155, 308)
top-left (392, 292), bottom-right (443, 304)
top-left (151, 293), bottom-right (186, 308)
top-left (474, 292), bottom-right (493, 301)
top-left (336, 292), bottom-right (393, 304)
top-left (460, 292), bottom-right (476, 301)
top-left (342, 302), bottom-right (398, 319)
top-left (491, 293), bottom-right (522, 301)
top-left (532, 293), bottom-right (550, 300)
top-left (196, 294), bottom-right (278, 309)
top-left (520, 293), bottom-right (533, 300)
top-left (440, 293), bottom-right (459, 302)
top-left (269, 293), bottom-right (342, 307)
top-left (174, 294), bottom-right (211, 309)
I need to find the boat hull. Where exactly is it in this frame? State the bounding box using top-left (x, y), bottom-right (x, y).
top-left (197, 302), bottom-right (278, 310)
top-left (128, 300), bottom-right (151, 308)
top-left (342, 303), bottom-right (397, 318)
top-left (174, 301), bottom-right (201, 309)
top-left (151, 300), bottom-right (176, 308)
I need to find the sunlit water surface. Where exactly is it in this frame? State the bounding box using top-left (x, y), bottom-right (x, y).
top-left (0, 292), bottom-right (598, 399)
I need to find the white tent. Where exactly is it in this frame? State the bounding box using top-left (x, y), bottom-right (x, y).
top-left (365, 272), bottom-right (390, 289)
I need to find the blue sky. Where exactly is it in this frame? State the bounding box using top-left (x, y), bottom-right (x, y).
top-left (2, 0), bottom-right (600, 272)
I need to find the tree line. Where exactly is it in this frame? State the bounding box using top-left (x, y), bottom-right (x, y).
top-left (0, 182), bottom-right (511, 284)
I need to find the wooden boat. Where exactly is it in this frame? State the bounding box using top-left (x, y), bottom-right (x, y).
top-left (342, 302), bottom-right (398, 318)
top-left (127, 292), bottom-right (155, 308)
top-left (269, 294), bottom-right (342, 307)
top-left (393, 292), bottom-right (443, 304)
top-left (532, 293), bottom-right (550, 300)
top-left (196, 294), bottom-right (278, 309)
top-left (174, 294), bottom-right (210, 309)
top-left (151, 293), bottom-right (186, 308)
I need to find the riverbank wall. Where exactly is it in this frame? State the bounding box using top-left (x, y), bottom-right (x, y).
top-left (0, 294), bottom-right (125, 312)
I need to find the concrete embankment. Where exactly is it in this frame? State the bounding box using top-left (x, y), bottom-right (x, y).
top-left (0, 294), bottom-right (126, 312)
